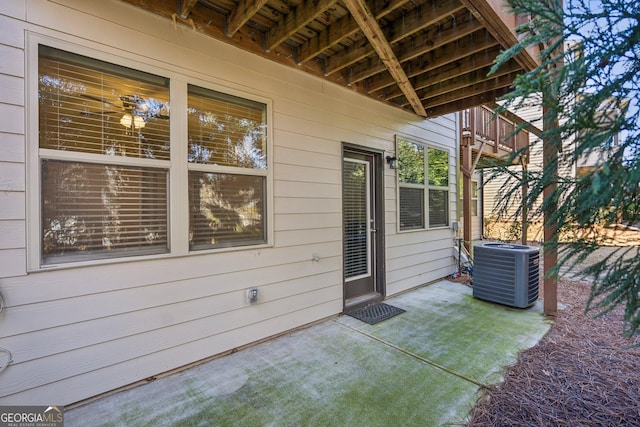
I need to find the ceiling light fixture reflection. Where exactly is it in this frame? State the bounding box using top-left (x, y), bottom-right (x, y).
top-left (120, 113), bottom-right (146, 129)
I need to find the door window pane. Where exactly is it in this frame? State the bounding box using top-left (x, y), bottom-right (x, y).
top-left (343, 160), bottom-right (369, 279)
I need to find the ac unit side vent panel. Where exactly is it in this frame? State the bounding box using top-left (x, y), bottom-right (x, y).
top-left (473, 243), bottom-right (540, 308)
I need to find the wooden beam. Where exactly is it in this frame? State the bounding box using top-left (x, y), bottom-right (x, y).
top-left (349, 17), bottom-right (484, 85)
top-left (462, 139), bottom-right (474, 252)
top-left (415, 65), bottom-right (522, 102)
top-left (297, 0), bottom-right (407, 65)
top-left (423, 86), bottom-right (512, 117)
top-left (460, 0), bottom-right (538, 71)
top-left (179, 0), bottom-right (198, 19)
top-left (343, 0), bottom-right (426, 116)
top-left (118, 0), bottom-right (329, 83)
top-left (226, 0), bottom-right (269, 37)
top-left (385, 46), bottom-right (505, 100)
top-left (326, 0), bottom-right (463, 76)
top-left (369, 32), bottom-right (500, 95)
top-left (543, 98), bottom-right (559, 317)
top-left (265, 0), bottom-right (336, 52)
top-left (420, 72), bottom-right (516, 111)
top-left (386, 0), bottom-right (465, 43)
top-left (419, 70), bottom-right (520, 105)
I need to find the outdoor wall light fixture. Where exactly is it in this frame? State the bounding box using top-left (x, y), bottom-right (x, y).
top-left (386, 155), bottom-right (397, 169)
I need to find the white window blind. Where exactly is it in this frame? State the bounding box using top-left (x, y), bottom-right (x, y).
top-left (38, 46), bottom-right (170, 264)
top-left (187, 85), bottom-right (268, 250)
top-left (343, 160), bottom-right (369, 279)
top-left (397, 137), bottom-right (449, 230)
top-left (39, 46), bottom-right (170, 160)
top-left (41, 160), bottom-right (168, 263)
top-left (35, 44), bottom-right (271, 267)
top-left (187, 84), bottom-right (266, 168)
top-left (399, 187), bottom-right (425, 230)
top-left (189, 172), bottom-right (266, 249)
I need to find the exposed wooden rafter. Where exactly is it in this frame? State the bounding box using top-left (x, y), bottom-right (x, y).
top-left (343, 0), bottom-right (427, 116)
top-left (225, 0), bottom-right (269, 37)
top-left (460, 0), bottom-right (538, 71)
top-left (421, 71), bottom-right (516, 111)
top-left (264, 0), bottom-right (337, 52)
top-left (297, 0), bottom-right (406, 65)
top-left (370, 32), bottom-right (500, 96)
top-left (120, 0), bottom-right (542, 118)
top-left (178, 0), bottom-right (198, 19)
top-left (383, 45), bottom-right (505, 100)
top-left (349, 13), bottom-right (484, 85)
top-left (325, 0), bottom-right (464, 77)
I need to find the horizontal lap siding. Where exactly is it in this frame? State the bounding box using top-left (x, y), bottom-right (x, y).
top-left (0, 12), bottom-right (27, 283)
top-left (386, 228), bottom-right (454, 295)
top-left (0, 0), bottom-right (457, 404)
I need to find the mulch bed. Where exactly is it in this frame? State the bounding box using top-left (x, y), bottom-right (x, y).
top-left (466, 279), bottom-right (640, 426)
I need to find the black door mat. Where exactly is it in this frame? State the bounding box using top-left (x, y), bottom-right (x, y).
top-left (345, 303), bottom-right (405, 325)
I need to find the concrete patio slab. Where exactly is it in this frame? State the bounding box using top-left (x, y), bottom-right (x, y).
top-left (66, 281), bottom-right (551, 426)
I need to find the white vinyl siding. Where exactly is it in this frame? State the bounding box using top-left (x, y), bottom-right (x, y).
top-left (0, 0), bottom-right (456, 406)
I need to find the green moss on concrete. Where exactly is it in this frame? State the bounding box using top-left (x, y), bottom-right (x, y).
top-left (66, 281), bottom-right (550, 427)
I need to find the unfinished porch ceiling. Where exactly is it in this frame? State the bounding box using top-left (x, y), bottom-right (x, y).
top-left (120, 0), bottom-right (537, 117)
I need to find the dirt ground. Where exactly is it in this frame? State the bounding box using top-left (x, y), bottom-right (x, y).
top-left (484, 219), bottom-right (640, 247)
top-left (466, 226), bottom-right (640, 426)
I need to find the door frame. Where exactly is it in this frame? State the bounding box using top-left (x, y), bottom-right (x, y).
top-left (342, 143), bottom-right (386, 309)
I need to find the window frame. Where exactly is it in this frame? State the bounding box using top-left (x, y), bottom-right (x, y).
top-left (186, 84), bottom-right (269, 251)
top-left (471, 180), bottom-right (479, 217)
top-left (395, 135), bottom-right (451, 232)
top-left (27, 34), bottom-right (273, 271)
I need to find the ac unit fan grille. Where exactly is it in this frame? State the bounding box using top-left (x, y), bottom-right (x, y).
top-left (472, 243), bottom-right (540, 308)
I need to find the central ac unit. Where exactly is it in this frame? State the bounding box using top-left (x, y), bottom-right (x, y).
top-left (472, 243), bottom-right (540, 308)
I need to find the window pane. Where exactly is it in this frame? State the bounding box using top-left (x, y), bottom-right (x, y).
top-left (39, 46), bottom-right (170, 160)
top-left (429, 189), bottom-right (449, 227)
top-left (471, 181), bottom-right (479, 217)
top-left (343, 160), bottom-right (369, 279)
top-left (188, 85), bottom-right (266, 169)
top-left (428, 147), bottom-right (448, 186)
top-left (41, 160), bottom-right (168, 263)
top-left (189, 172), bottom-right (266, 249)
top-left (398, 139), bottom-right (424, 184)
top-left (399, 187), bottom-right (424, 230)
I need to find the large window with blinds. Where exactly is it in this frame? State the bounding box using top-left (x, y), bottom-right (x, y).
top-left (39, 46), bottom-right (171, 264)
top-left (397, 137), bottom-right (449, 230)
top-left (187, 85), bottom-right (267, 249)
top-left (36, 44), bottom-right (269, 266)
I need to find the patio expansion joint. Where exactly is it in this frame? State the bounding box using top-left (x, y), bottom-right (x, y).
top-left (335, 319), bottom-right (485, 388)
